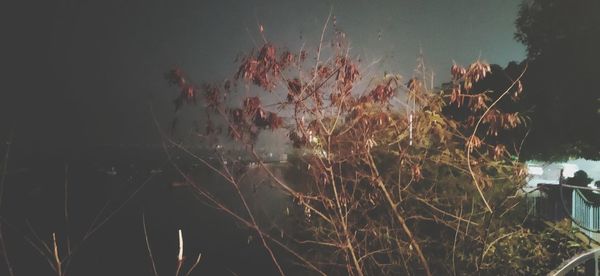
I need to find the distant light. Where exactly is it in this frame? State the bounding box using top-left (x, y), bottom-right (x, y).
top-left (527, 165), bottom-right (544, 176)
top-left (562, 163), bottom-right (579, 178)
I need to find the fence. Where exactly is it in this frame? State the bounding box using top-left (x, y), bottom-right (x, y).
top-left (526, 186), bottom-right (570, 222)
top-left (572, 189), bottom-right (600, 243)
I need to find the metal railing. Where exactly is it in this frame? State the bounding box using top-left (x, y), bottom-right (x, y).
top-left (525, 186), bottom-right (569, 221)
top-left (526, 183), bottom-right (600, 240)
top-left (525, 182), bottom-right (600, 274)
top-left (548, 248), bottom-right (600, 276)
top-left (572, 189), bottom-right (600, 242)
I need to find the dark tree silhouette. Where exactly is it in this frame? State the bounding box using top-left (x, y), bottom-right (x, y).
top-left (566, 170), bottom-right (594, 188)
top-left (513, 0), bottom-right (600, 160)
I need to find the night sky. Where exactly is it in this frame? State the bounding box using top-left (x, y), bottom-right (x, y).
top-left (2, 0), bottom-right (525, 155)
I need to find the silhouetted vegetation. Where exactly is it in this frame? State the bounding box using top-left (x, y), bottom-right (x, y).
top-left (444, 0), bottom-right (600, 161)
top-left (492, 0), bottom-right (599, 161)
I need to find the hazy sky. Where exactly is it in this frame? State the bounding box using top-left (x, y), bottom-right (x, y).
top-left (2, 0), bottom-right (526, 154)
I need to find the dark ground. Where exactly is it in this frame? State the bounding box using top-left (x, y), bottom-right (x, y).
top-left (0, 146), bottom-right (301, 276)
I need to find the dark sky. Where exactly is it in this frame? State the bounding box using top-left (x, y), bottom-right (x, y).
top-left (2, 0), bottom-right (525, 154)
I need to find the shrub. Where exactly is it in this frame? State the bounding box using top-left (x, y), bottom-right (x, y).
top-left (163, 21), bottom-right (583, 275)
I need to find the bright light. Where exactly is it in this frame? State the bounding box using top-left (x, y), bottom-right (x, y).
top-left (527, 165), bottom-right (544, 176)
top-left (562, 163), bottom-right (579, 178)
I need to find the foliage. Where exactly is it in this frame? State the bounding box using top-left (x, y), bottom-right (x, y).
top-left (164, 22), bottom-right (584, 275)
top-left (483, 219), bottom-right (587, 275)
top-left (512, 0), bottom-right (600, 160)
top-left (441, 62), bottom-right (528, 161)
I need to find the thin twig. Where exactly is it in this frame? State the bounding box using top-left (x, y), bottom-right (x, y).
top-left (218, 154), bottom-right (285, 275)
top-left (25, 219), bottom-right (53, 256)
top-left (480, 230), bottom-right (521, 263)
top-left (367, 153), bottom-right (431, 276)
top-left (0, 132), bottom-right (15, 276)
top-left (313, 7), bottom-right (333, 79)
top-left (185, 253), bottom-right (202, 276)
top-left (452, 203), bottom-right (464, 276)
top-left (0, 224), bottom-right (14, 276)
top-left (142, 212), bottom-right (159, 276)
top-left (414, 196), bottom-right (478, 225)
top-left (175, 229), bottom-right (184, 276)
top-left (466, 64), bottom-right (528, 213)
top-left (61, 168), bottom-right (162, 272)
top-left (64, 164), bottom-right (71, 256)
top-left (0, 131), bottom-right (12, 209)
top-left (164, 158), bottom-right (326, 276)
top-left (0, 217), bottom-right (58, 274)
top-left (52, 232), bottom-right (62, 276)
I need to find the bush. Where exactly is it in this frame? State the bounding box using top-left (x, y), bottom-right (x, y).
top-left (163, 22), bottom-right (584, 275)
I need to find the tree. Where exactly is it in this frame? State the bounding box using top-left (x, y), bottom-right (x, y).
top-left (566, 170), bottom-right (593, 188)
top-left (513, 0), bottom-right (600, 160)
top-left (441, 62), bottom-right (529, 160)
top-left (163, 22), bottom-right (585, 275)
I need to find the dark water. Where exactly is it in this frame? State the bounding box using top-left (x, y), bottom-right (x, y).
top-left (0, 147), bottom-right (301, 276)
